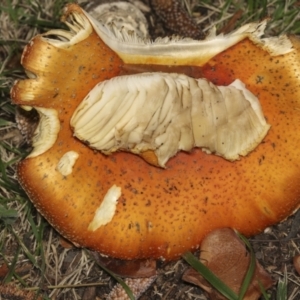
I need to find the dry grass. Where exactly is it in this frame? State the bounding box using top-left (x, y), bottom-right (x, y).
top-left (1, 0), bottom-right (300, 299)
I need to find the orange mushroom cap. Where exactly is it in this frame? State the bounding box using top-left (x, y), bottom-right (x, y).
top-left (11, 4), bottom-right (300, 260)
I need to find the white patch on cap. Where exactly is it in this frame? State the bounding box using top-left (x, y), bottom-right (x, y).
top-left (28, 107), bottom-right (60, 158)
top-left (56, 151), bottom-right (79, 176)
top-left (88, 185), bottom-right (121, 231)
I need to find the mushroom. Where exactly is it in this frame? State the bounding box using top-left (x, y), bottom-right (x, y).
top-left (10, 3), bottom-right (300, 261)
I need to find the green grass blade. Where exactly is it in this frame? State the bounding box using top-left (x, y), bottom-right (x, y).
top-left (237, 233), bottom-right (256, 299)
top-left (20, 17), bottom-right (68, 30)
top-left (276, 266), bottom-right (288, 300)
top-left (0, 205), bottom-right (18, 225)
top-left (0, 118), bottom-right (12, 126)
top-left (3, 245), bottom-right (21, 283)
top-left (182, 251), bottom-right (238, 300)
top-left (11, 228), bottom-right (38, 267)
top-left (258, 280), bottom-right (271, 300)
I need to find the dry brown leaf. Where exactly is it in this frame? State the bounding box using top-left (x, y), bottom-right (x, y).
top-left (0, 263), bottom-right (9, 280)
top-left (293, 255), bottom-right (300, 275)
top-left (183, 228), bottom-right (273, 300)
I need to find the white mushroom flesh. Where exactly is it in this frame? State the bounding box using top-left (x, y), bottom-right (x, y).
top-left (88, 185), bottom-right (122, 231)
top-left (85, 2), bottom-right (149, 40)
top-left (56, 151), bottom-right (79, 176)
top-left (41, 10), bottom-right (93, 48)
top-left (28, 107), bottom-right (60, 158)
top-left (43, 6), bottom-right (293, 67)
top-left (71, 73), bottom-right (271, 167)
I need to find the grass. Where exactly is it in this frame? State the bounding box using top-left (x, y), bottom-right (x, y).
top-left (1, 0), bottom-right (300, 299)
top-left (192, 0), bottom-right (300, 35)
top-left (183, 251), bottom-right (241, 300)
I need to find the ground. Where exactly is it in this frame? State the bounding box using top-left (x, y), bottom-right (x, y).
top-left (1, 0), bottom-right (300, 299)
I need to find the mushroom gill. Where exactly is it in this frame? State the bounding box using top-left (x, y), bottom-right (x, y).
top-left (71, 73), bottom-right (270, 167)
top-left (10, 4), bottom-right (300, 260)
